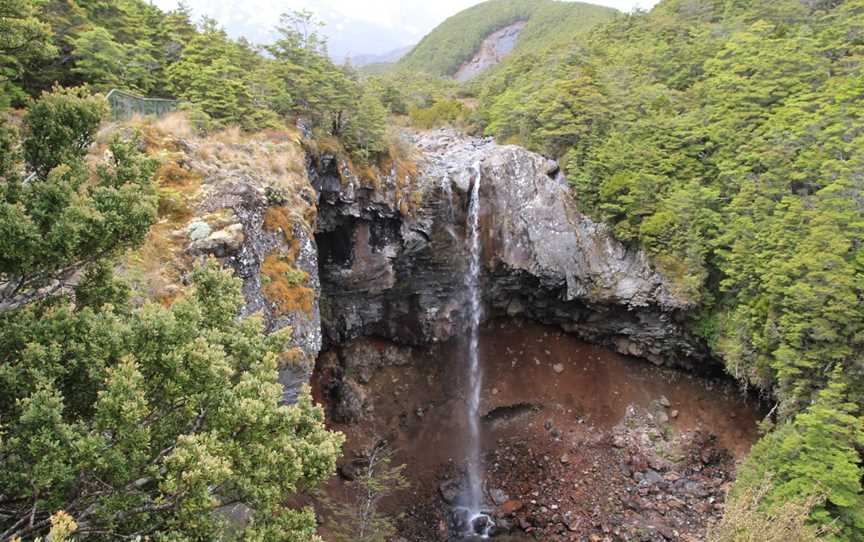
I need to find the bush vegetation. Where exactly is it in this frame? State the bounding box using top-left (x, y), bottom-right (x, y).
top-left (397, 0), bottom-right (616, 77)
top-left (472, 0), bottom-right (864, 537)
top-left (0, 42), bottom-right (343, 542)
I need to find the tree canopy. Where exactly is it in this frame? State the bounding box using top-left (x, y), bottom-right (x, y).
top-left (472, 0), bottom-right (864, 537)
top-left (0, 85), bottom-right (344, 541)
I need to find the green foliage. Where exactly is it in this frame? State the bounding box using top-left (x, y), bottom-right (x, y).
top-left (474, 0), bottom-right (864, 535)
top-left (409, 98), bottom-right (464, 129)
top-left (0, 0), bottom-right (57, 108)
top-left (734, 375), bottom-right (864, 540)
top-left (22, 86), bottom-right (107, 177)
top-left (166, 18), bottom-right (267, 129)
top-left (369, 70), bottom-right (461, 118)
top-left (0, 261), bottom-right (344, 540)
top-left (266, 10), bottom-right (361, 134)
top-left (0, 88), bottom-right (157, 311)
top-left (2, 2), bottom-right (388, 153)
top-left (0, 117), bottom-right (21, 189)
top-left (70, 27), bottom-right (126, 90)
top-left (344, 89), bottom-right (388, 161)
top-left (73, 259), bottom-right (132, 310)
top-left (1, 47), bottom-right (344, 542)
top-left (397, 0), bottom-right (616, 77)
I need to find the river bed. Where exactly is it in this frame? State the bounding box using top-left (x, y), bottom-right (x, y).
top-left (312, 318), bottom-right (764, 541)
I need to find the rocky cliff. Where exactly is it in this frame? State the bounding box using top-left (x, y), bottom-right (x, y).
top-left (131, 119), bottom-right (707, 390)
top-left (313, 130), bottom-right (707, 368)
top-left (119, 122), bottom-right (321, 403)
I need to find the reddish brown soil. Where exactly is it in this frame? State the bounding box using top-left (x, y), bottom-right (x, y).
top-left (312, 319), bottom-right (764, 541)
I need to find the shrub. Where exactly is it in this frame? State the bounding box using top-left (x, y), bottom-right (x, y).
top-left (22, 87), bottom-right (107, 177)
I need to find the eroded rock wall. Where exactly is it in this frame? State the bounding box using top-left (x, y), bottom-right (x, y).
top-left (455, 21), bottom-right (527, 82)
top-left (312, 130), bottom-right (709, 368)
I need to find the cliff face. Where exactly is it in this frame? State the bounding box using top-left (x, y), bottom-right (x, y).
top-left (312, 130), bottom-right (707, 368)
top-left (140, 121), bottom-right (707, 390)
top-left (121, 123), bottom-right (321, 403)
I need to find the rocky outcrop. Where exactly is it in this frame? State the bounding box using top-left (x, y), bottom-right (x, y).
top-left (313, 130), bottom-right (707, 368)
top-left (455, 21), bottom-right (527, 82)
top-left (145, 123), bottom-right (707, 392)
top-left (125, 128), bottom-right (321, 404)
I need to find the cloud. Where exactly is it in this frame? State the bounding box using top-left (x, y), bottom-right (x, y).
top-left (151, 0), bottom-right (661, 56)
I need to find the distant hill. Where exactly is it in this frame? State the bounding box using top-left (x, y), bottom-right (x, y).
top-left (349, 45), bottom-right (414, 68)
top-left (396, 0), bottom-right (618, 78)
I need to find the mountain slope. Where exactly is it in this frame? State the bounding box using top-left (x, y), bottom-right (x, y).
top-left (397, 0), bottom-right (617, 77)
top-left (474, 0), bottom-right (864, 537)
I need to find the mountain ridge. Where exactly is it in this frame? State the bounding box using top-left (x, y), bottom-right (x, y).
top-left (397, 0), bottom-right (618, 77)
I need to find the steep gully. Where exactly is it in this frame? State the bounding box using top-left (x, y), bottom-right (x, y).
top-left (454, 21), bottom-right (527, 82)
top-left (223, 129), bottom-right (761, 540)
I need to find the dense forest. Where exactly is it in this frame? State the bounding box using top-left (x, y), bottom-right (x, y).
top-left (396, 0), bottom-right (617, 77)
top-left (1, 0), bottom-right (863, 540)
top-left (0, 1), bottom-right (359, 540)
top-left (464, 0), bottom-right (864, 538)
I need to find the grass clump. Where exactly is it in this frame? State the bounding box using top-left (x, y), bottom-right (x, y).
top-left (262, 253), bottom-right (314, 316)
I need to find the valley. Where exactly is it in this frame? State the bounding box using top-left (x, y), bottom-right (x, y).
top-left (1, 0), bottom-right (862, 540)
top-left (314, 321), bottom-right (762, 541)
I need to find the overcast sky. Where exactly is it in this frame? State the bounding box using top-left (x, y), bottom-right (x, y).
top-left (152, 0), bottom-right (662, 60)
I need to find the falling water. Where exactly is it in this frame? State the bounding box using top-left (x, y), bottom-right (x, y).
top-left (442, 174), bottom-right (455, 218)
top-left (460, 165), bottom-right (494, 537)
top-left (466, 167), bottom-right (483, 512)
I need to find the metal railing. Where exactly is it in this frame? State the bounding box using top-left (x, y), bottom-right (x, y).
top-left (106, 89), bottom-right (179, 120)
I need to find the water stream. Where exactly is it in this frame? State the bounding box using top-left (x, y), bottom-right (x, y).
top-left (458, 165), bottom-right (494, 537)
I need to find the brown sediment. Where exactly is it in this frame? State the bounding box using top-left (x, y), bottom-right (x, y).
top-left (312, 319), bottom-right (764, 541)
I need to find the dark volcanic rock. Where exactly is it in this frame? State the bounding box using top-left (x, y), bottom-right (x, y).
top-left (312, 129), bottom-right (707, 368)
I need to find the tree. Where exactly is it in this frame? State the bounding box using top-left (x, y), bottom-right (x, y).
top-left (22, 86), bottom-right (106, 177)
top-left (734, 374), bottom-right (864, 539)
top-left (320, 440), bottom-right (408, 542)
top-left (0, 261), bottom-right (345, 540)
top-left (344, 89), bottom-right (388, 161)
top-left (0, 0), bottom-right (55, 59)
top-left (0, 87), bottom-right (157, 311)
top-left (71, 27), bottom-right (126, 91)
top-left (266, 10), bottom-right (360, 132)
top-left (166, 18), bottom-right (275, 129)
top-left (0, 0), bottom-right (57, 107)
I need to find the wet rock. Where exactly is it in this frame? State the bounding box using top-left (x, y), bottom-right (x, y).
top-left (552, 363), bottom-right (565, 374)
top-left (439, 478), bottom-right (463, 505)
top-left (490, 488), bottom-right (510, 505)
top-left (660, 396), bottom-right (671, 408)
top-left (315, 129), bottom-right (709, 369)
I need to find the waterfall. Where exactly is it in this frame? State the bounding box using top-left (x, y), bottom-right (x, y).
top-left (465, 165), bottom-right (483, 513)
top-left (442, 174), bottom-right (454, 219)
top-left (459, 164), bottom-right (494, 538)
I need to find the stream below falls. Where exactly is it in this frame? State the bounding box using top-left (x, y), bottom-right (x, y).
top-left (312, 319), bottom-right (765, 541)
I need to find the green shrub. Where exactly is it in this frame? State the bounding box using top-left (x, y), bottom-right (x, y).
top-left (23, 86), bottom-right (107, 177)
